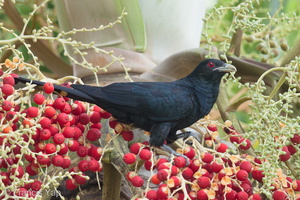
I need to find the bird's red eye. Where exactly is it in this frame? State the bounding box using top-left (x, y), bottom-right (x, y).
top-left (208, 62), bottom-right (215, 68)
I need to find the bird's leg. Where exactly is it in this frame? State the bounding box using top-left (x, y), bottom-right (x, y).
top-left (149, 123), bottom-right (171, 147)
top-left (161, 144), bottom-right (190, 166)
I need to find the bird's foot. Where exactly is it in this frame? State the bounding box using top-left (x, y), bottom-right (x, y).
top-left (161, 144), bottom-right (190, 166)
top-left (176, 131), bottom-right (202, 144)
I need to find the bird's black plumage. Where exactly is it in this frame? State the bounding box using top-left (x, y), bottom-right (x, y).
top-left (14, 59), bottom-right (236, 147)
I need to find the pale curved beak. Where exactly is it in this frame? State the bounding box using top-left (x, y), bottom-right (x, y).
top-left (216, 63), bottom-right (237, 73)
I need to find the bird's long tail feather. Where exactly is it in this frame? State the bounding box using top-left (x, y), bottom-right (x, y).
top-left (14, 77), bottom-right (97, 104)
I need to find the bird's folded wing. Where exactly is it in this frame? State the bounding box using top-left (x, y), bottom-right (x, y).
top-left (71, 82), bottom-right (195, 121)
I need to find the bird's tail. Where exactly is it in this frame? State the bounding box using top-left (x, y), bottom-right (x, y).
top-left (14, 77), bottom-right (97, 104)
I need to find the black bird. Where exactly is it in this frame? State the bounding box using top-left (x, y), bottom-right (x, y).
top-left (14, 59), bottom-right (236, 147)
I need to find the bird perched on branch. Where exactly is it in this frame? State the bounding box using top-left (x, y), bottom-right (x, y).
top-left (14, 59), bottom-right (236, 148)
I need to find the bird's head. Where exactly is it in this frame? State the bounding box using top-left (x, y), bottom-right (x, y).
top-left (188, 59), bottom-right (236, 80)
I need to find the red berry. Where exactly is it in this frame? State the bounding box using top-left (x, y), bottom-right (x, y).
top-left (35, 142), bottom-right (45, 152)
top-left (33, 93), bottom-right (45, 105)
top-left (272, 190), bottom-right (287, 200)
top-left (37, 154), bottom-right (50, 165)
top-left (62, 156), bottom-right (71, 168)
top-left (66, 179), bottom-right (77, 190)
top-left (252, 168), bottom-right (264, 182)
top-left (100, 108), bottom-right (111, 119)
top-left (79, 113), bottom-right (90, 125)
top-left (131, 176), bottom-right (144, 187)
top-left (53, 97), bottom-right (66, 110)
top-left (250, 194), bottom-right (262, 200)
top-left (90, 122), bottom-right (102, 129)
top-left (183, 146), bottom-right (195, 159)
top-left (151, 174), bottom-right (161, 185)
top-left (43, 82), bottom-right (54, 94)
top-left (48, 125), bottom-right (58, 135)
top-left (78, 160), bottom-right (89, 172)
top-left (292, 180), bottom-right (300, 191)
top-left (71, 103), bottom-right (83, 115)
top-left (241, 182), bottom-right (252, 193)
top-left (239, 138), bottom-right (251, 150)
top-left (68, 140), bottom-right (79, 151)
top-left (2, 84), bottom-right (14, 95)
top-left (156, 185), bottom-right (169, 199)
top-left (3, 75), bottom-right (15, 85)
top-left (53, 133), bottom-right (65, 144)
top-left (88, 160), bottom-right (100, 172)
top-left (182, 167), bottom-right (193, 180)
top-left (174, 156), bottom-right (186, 168)
top-left (287, 145), bottom-right (297, 155)
top-left (230, 134), bottom-right (242, 144)
top-left (225, 189), bottom-right (237, 200)
top-left (207, 123), bottom-right (218, 132)
top-left (43, 106), bottom-right (56, 118)
top-left (31, 180), bottom-right (42, 191)
top-left (52, 155), bottom-right (65, 167)
top-left (216, 143), bottom-right (228, 153)
top-left (75, 175), bottom-right (87, 185)
top-left (0, 171), bottom-right (10, 185)
top-left (156, 158), bottom-right (169, 167)
top-left (197, 176), bottom-right (211, 188)
top-left (167, 176), bottom-right (181, 188)
top-left (126, 171), bottom-right (137, 182)
top-left (240, 161), bottom-right (252, 173)
top-left (90, 112), bottom-right (101, 124)
top-left (279, 146), bottom-right (291, 161)
top-left (27, 107), bottom-right (39, 118)
top-left (40, 129), bottom-right (52, 140)
top-left (45, 143), bottom-right (56, 154)
top-left (291, 134), bottom-right (300, 144)
top-left (5, 111), bottom-right (17, 121)
top-left (201, 152), bottom-right (214, 163)
top-left (139, 149), bottom-right (152, 161)
top-left (121, 131), bottom-right (134, 141)
top-left (236, 191), bottom-right (249, 200)
top-left (77, 146), bottom-right (88, 157)
top-left (109, 117), bottom-right (118, 128)
top-left (58, 143), bottom-right (68, 155)
top-left (211, 161), bottom-right (223, 173)
top-left (86, 128), bottom-right (101, 141)
top-left (123, 153), bottom-right (136, 164)
top-left (236, 170), bottom-right (249, 181)
top-left (39, 117), bottom-right (52, 128)
top-left (146, 190), bottom-right (157, 200)
top-left (90, 147), bottom-right (102, 160)
top-left (130, 143), bottom-right (142, 154)
top-left (62, 126), bottom-right (74, 138)
top-left (157, 169), bottom-right (169, 181)
top-left (61, 103), bottom-right (72, 114)
top-left (197, 189), bottom-right (208, 200)
top-left (57, 113), bottom-right (69, 125)
top-left (11, 165), bottom-right (24, 178)
top-left (73, 126), bottom-right (83, 139)
top-left (189, 159), bottom-right (201, 172)
top-left (2, 100), bottom-right (13, 111)
top-left (144, 161), bottom-right (155, 171)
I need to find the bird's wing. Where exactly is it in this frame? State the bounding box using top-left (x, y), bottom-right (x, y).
top-left (71, 82), bottom-right (196, 121)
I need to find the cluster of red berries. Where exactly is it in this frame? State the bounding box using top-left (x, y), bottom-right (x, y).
top-left (0, 73), bottom-right (117, 198)
top-left (125, 124), bottom-right (300, 200)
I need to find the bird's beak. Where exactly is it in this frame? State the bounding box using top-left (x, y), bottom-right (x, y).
top-left (215, 63), bottom-right (237, 73)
